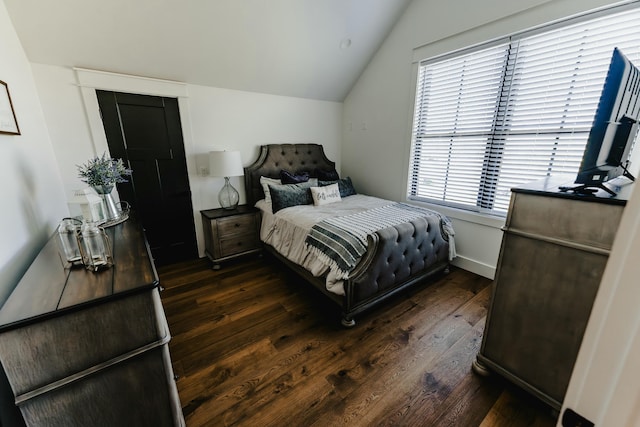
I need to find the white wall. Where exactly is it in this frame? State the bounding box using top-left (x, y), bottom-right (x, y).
top-left (30, 64), bottom-right (343, 257)
top-left (186, 83), bottom-right (342, 254)
top-left (342, 0), bottom-right (624, 278)
top-left (0, 1), bottom-right (67, 305)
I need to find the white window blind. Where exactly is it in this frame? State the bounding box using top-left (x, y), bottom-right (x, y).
top-left (408, 4), bottom-right (640, 215)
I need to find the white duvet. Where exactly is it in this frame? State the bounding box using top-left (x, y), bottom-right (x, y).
top-left (258, 194), bottom-right (413, 296)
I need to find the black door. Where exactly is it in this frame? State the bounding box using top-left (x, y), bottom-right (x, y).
top-left (97, 90), bottom-right (198, 266)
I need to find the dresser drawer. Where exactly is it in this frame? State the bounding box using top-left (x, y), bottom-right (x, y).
top-left (220, 233), bottom-right (261, 257)
top-left (508, 192), bottom-right (623, 249)
top-left (217, 214), bottom-right (257, 238)
top-left (0, 289), bottom-right (166, 396)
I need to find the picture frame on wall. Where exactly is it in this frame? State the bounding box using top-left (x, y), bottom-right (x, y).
top-left (0, 80), bottom-right (20, 135)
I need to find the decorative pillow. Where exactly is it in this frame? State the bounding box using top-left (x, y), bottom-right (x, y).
top-left (254, 198), bottom-right (272, 214)
top-left (319, 176), bottom-right (357, 197)
top-left (260, 176), bottom-right (281, 203)
top-left (280, 169), bottom-right (310, 184)
top-left (315, 168), bottom-right (340, 181)
top-left (310, 183), bottom-right (342, 206)
top-left (269, 182), bottom-right (315, 213)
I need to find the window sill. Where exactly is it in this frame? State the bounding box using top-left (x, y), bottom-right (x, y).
top-left (407, 200), bottom-right (506, 229)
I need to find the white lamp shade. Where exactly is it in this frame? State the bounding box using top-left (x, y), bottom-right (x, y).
top-left (209, 151), bottom-right (244, 177)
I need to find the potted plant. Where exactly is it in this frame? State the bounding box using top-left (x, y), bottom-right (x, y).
top-left (77, 153), bottom-right (132, 221)
top-left (77, 152), bottom-right (132, 194)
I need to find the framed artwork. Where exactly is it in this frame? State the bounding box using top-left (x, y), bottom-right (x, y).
top-left (0, 80), bottom-right (20, 135)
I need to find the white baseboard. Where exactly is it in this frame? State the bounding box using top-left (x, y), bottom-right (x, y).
top-left (451, 256), bottom-right (496, 280)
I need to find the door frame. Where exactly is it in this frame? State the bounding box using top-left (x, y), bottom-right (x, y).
top-left (560, 181), bottom-right (640, 426)
top-left (73, 68), bottom-right (204, 256)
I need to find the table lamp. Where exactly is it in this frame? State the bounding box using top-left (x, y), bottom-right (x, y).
top-left (209, 150), bottom-right (244, 210)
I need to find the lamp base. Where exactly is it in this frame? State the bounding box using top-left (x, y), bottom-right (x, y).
top-left (219, 177), bottom-right (239, 210)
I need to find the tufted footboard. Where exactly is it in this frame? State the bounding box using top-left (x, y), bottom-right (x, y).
top-left (340, 215), bottom-right (450, 326)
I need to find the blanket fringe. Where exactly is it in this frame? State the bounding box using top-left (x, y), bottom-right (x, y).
top-left (305, 245), bottom-right (351, 280)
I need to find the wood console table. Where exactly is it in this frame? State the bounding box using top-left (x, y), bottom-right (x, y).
top-left (0, 218), bottom-right (184, 426)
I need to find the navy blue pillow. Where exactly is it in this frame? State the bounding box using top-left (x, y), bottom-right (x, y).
top-left (315, 168), bottom-right (340, 181)
top-left (269, 182), bottom-right (314, 213)
top-left (319, 176), bottom-right (357, 197)
top-left (280, 169), bottom-right (310, 184)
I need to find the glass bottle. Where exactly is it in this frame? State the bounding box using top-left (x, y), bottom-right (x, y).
top-left (56, 218), bottom-right (82, 268)
top-left (78, 222), bottom-right (113, 272)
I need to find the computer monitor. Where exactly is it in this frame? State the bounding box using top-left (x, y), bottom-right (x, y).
top-left (562, 47), bottom-right (639, 196)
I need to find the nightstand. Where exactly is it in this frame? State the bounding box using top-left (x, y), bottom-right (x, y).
top-left (200, 205), bottom-right (261, 269)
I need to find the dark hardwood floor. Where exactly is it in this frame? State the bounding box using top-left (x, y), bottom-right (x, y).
top-left (158, 255), bottom-right (558, 427)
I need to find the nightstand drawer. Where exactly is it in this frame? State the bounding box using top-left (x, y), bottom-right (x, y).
top-left (217, 214), bottom-right (257, 238)
top-left (220, 233), bottom-right (261, 257)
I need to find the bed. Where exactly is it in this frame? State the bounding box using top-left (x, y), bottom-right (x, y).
top-left (244, 143), bottom-right (454, 326)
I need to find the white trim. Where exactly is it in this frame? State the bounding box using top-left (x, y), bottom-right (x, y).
top-left (409, 200), bottom-right (506, 229)
top-left (451, 256), bottom-right (496, 280)
top-left (74, 68), bottom-right (187, 98)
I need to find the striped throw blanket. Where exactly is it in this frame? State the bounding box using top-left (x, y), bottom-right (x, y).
top-left (305, 203), bottom-right (454, 279)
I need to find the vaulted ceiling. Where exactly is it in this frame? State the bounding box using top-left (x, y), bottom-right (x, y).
top-left (4, 0), bottom-right (411, 102)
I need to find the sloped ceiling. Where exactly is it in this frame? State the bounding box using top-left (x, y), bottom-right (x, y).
top-left (3, 0), bottom-right (411, 102)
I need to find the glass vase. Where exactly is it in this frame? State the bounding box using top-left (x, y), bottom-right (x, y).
top-left (218, 177), bottom-right (239, 210)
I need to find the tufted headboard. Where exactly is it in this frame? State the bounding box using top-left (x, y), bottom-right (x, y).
top-left (244, 144), bottom-right (336, 206)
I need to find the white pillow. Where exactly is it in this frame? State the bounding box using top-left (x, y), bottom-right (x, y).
top-left (260, 176), bottom-right (281, 204)
top-left (254, 198), bottom-right (272, 214)
top-left (310, 183), bottom-right (342, 206)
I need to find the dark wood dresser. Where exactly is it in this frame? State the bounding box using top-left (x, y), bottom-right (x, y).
top-left (0, 218), bottom-right (184, 426)
top-left (474, 176), bottom-right (630, 410)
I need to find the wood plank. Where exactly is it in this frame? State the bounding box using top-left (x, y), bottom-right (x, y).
top-left (480, 385), bottom-right (558, 427)
top-left (0, 238), bottom-right (68, 325)
top-left (158, 257), bottom-right (558, 427)
top-left (306, 284), bottom-right (491, 426)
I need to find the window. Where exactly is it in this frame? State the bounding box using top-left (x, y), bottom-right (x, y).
top-left (408, 4), bottom-right (640, 216)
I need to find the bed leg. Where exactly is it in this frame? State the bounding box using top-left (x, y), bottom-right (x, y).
top-left (471, 357), bottom-right (491, 377)
top-left (444, 265), bottom-right (450, 274)
top-left (341, 317), bottom-right (356, 328)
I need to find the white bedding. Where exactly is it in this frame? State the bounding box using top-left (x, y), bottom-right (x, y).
top-left (257, 194), bottom-right (447, 296)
